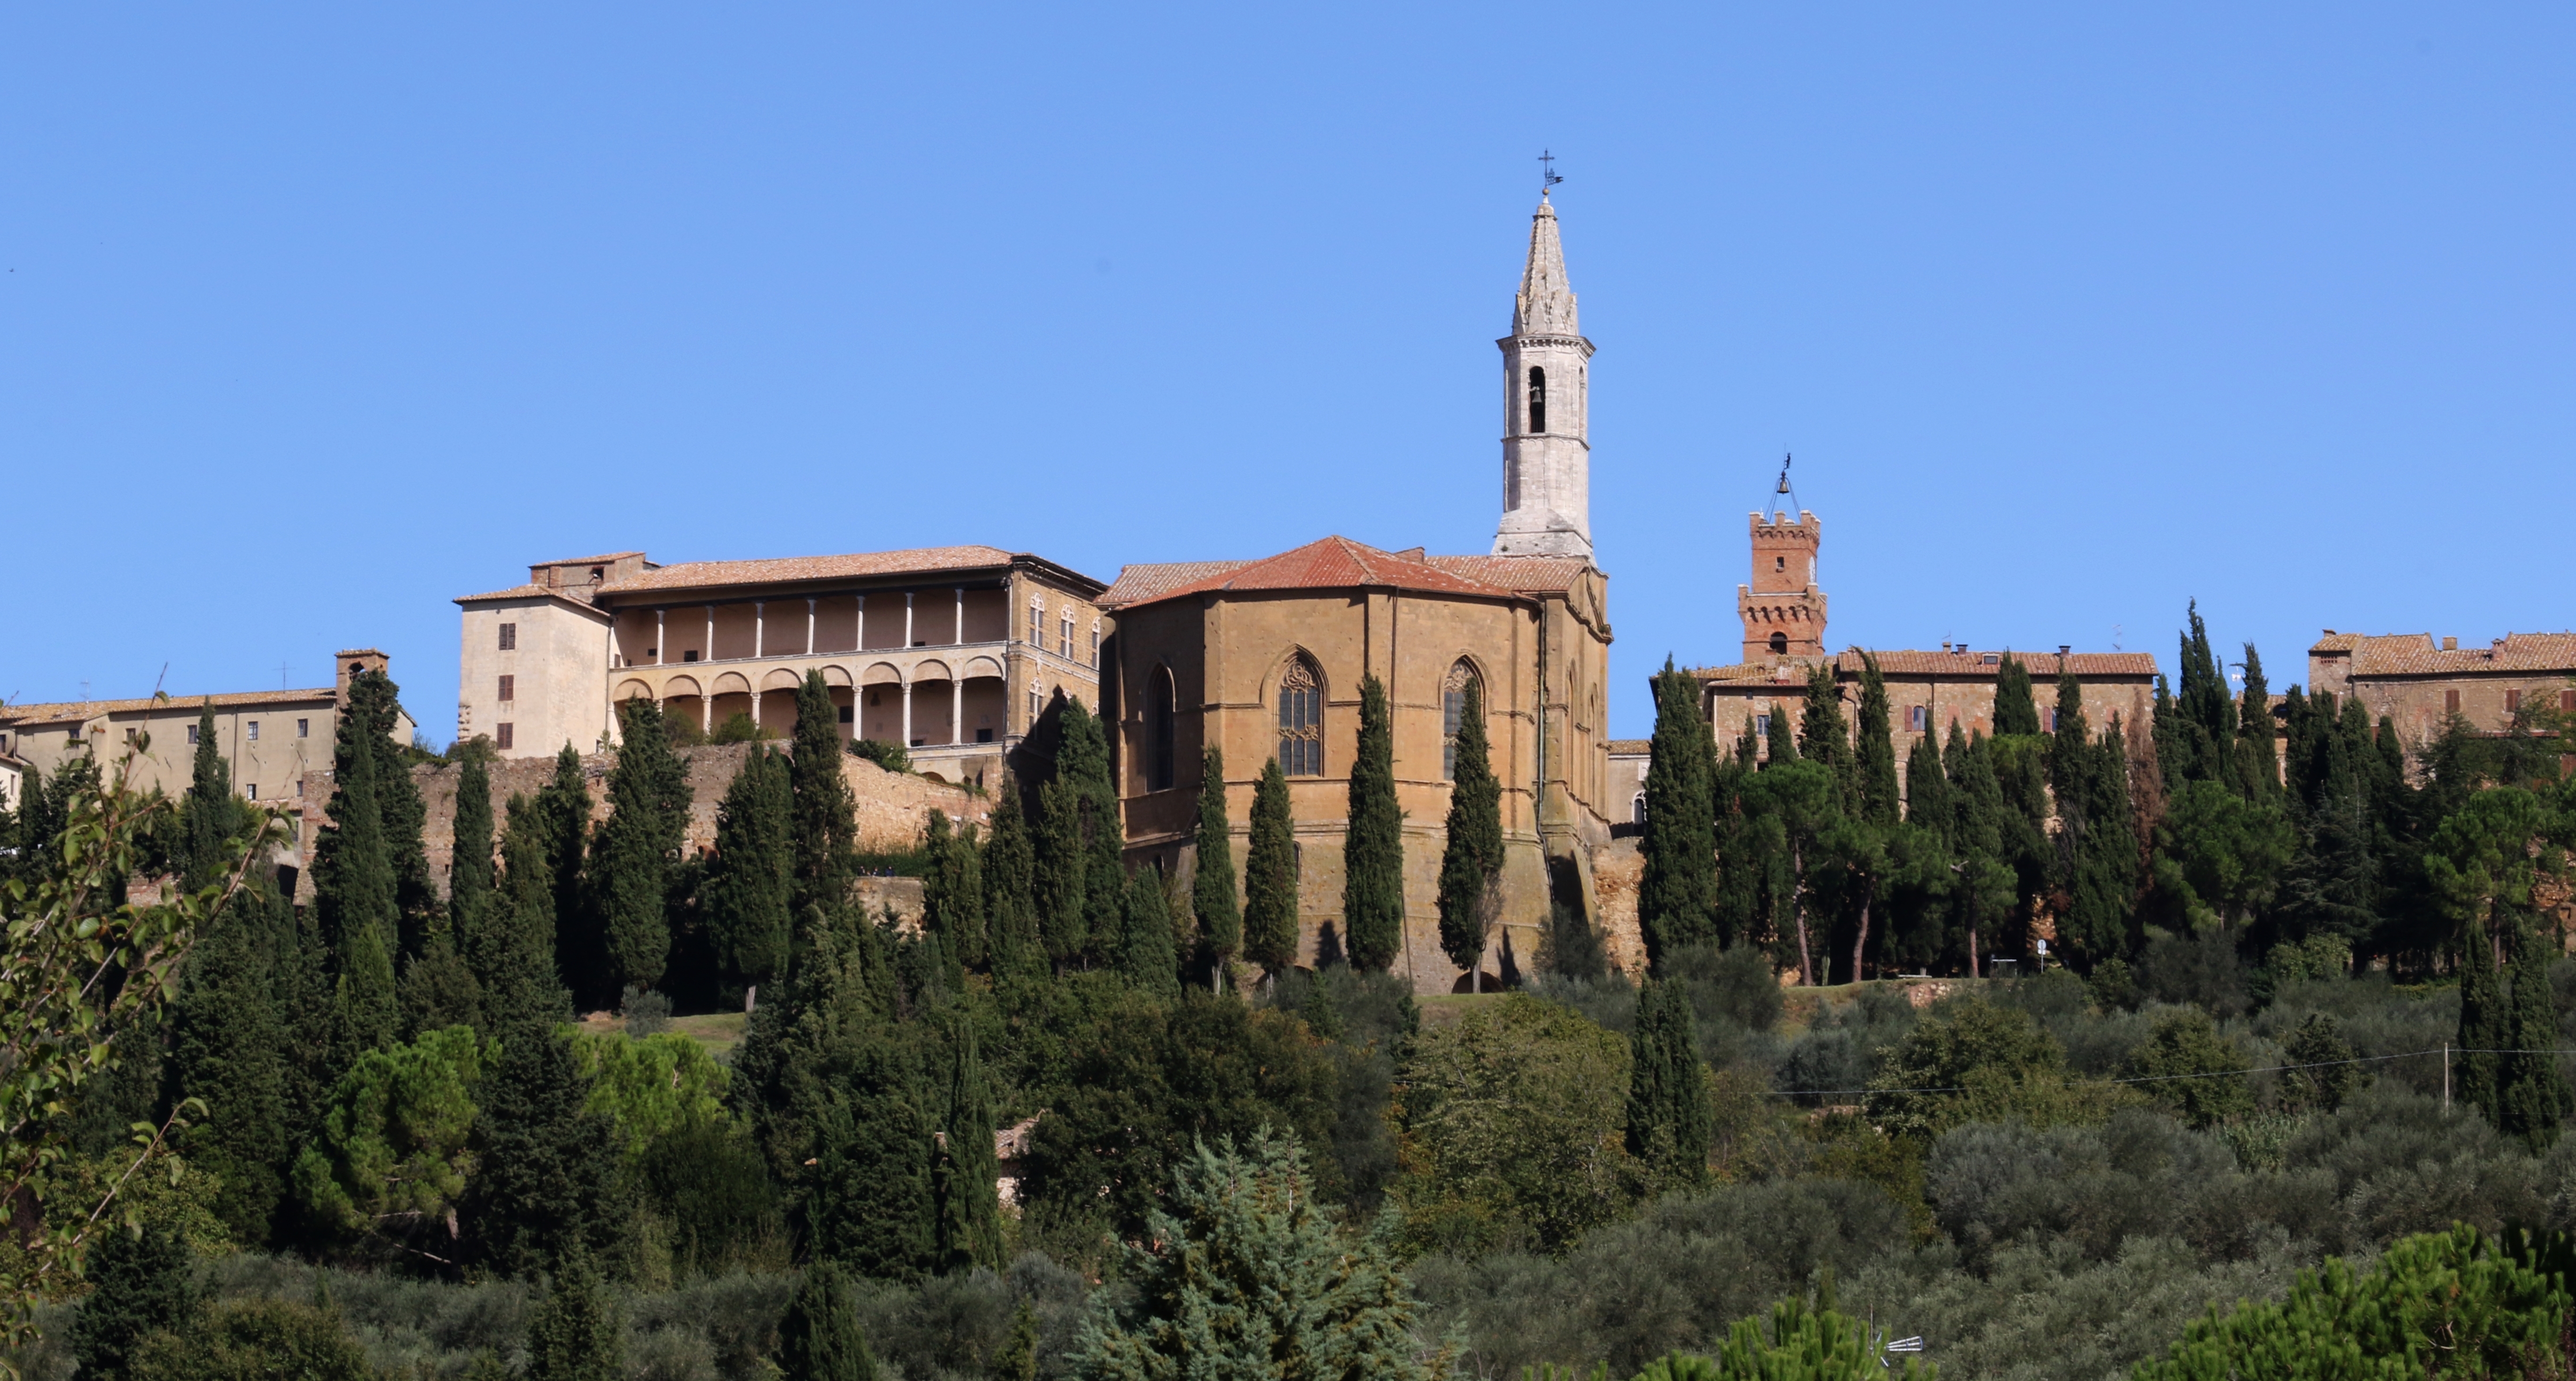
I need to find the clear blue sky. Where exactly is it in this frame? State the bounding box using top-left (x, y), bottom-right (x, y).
top-left (10, 4), bottom-right (2572, 744)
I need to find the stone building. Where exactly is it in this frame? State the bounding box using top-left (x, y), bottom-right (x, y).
top-left (0, 649), bottom-right (416, 808)
top-left (1095, 193), bottom-right (1617, 993)
top-left (2308, 630), bottom-right (2576, 749)
top-left (454, 546), bottom-right (1107, 789)
top-left (1695, 506), bottom-right (2155, 796)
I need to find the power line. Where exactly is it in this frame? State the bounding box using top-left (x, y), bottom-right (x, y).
top-left (1763, 1046), bottom-right (2576, 1101)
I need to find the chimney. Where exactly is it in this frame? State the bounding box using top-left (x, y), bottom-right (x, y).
top-left (2058, 644), bottom-right (2071, 656)
top-left (2443, 636), bottom-right (2458, 651)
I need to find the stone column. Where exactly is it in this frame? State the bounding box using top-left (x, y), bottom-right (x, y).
top-left (805, 598), bottom-right (816, 655)
top-left (755, 602), bottom-right (765, 659)
top-left (856, 595), bottom-right (867, 650)
top-left (951, 678), bottom-right (963, 744)
top-left (704, 606), bottom-right (714, 662)
top-left (954, 587), bottom-right (964, 644)
top-left (904, 592), bottom-right (915, 648)
top-left (901, 678), bottom-right (913, 747)
top-left (702, 690), bottom-right (713, 735)
top-left (751, 690), bottom-right (762, 732)
top-left (655, 609), bottom-right (665, 666)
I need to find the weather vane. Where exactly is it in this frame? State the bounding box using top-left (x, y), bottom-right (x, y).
top-left (1538, 149), bottom-right (1564, 196)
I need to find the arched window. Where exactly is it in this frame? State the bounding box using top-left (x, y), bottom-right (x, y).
top-left (1442, 661), bottom-right (1480, 780)
top-left (1633, 794), bottom-right (1647, 825)
top-left (1148, 666), bottom-right (1177, 792)
top-left (1769, 631), bottom-right (1789, 655)
top-left (1278, 659), bottom-right (1323, 776)
top-left (1527, 367), bottom-right (1547, 433)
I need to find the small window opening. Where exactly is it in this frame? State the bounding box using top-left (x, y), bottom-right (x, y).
top-left (498, 623), bottom-right (517, 650)
top-left (1148, 668), bottom-right (1177, 792)
top-left (1769, 631), bottom-right (1789, 654)
top-left (496, 723), bottom-right (515, 750)
top-left (498, 675), bottom-right (515, 703)
top-left (1526, 367), bottom-right (1547, 433)
top-left (247, 721), bottom-right (259, 741)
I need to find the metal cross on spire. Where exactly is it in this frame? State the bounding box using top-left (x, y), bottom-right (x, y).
top-left (1537, 149), bottom-right (1564, 196)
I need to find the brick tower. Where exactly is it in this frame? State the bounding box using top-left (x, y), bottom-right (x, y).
top-left (1737, 499), bottom-right (1826, 665)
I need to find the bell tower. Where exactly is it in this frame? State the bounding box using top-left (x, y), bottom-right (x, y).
top-left (1491, 191), bottom-right (1595, 559)
top-left (1737, 463), bottom-right (1827, 664)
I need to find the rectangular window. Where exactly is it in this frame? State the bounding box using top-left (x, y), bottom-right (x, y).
top-left (837, 705), bottom-right (854, 724)
top-left (496, 722), bottom-right (515, 750)
top-left (298, 780), bottom-right (306, 798)
top-left (2563, 690), bottom-right (2576, 714)
top-left (498, 675), bottom-right (516, 703)
top-left (247, 721), bottom-right (259, 741)
top-left (188, 723), bottom-right (200, 745)
top-left (124, 727), bottom-right (137, 743)
top-left (2046, 708), bottom-right (2058, 732)
top-left (297, 718), bottom-right (309, 738)
top-left (1909, 705), bottom-right (1927, 732)
top-left (977, 728), bottom-right (994, 743)
top-left (498, 622), bottom-right (518, 651)
top-left (246, 783), bottom-right (256, 801)
top-left (1754, 713), bottom-right (1770, 741)
top-left (2446, 689), bottom-right (2461, 714)
top-left (2505, 689), bottom-right (2521, 712)
top-left (683, 650), bottom-right (700, 663)
top-left (1059, 615), bottom-right (1073, 659)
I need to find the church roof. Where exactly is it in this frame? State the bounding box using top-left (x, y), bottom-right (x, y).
top-left (2312, 631), bottom-right (2576, 677)
top-left (1514, 196), bottom-right (1580, 338)
top-left (1424, 554), bottom-right (1593, 594)
top-left (1103, 537), bottom-right (1524, 610)
top-left (1096, 560), bottom-right (1255, 609)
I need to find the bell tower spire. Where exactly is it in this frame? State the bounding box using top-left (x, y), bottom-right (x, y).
top-left (1492, 182), bottom-right (1595, 559)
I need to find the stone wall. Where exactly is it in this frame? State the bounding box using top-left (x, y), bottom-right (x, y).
top-left (298, 743), bottom-right (986, 901)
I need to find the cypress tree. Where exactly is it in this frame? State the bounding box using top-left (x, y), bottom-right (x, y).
top-left (804, 1038), bottom-right (937, 1282)
top-left (167, 893), bottom-right (290, 1245)
top-left (1242, 756), bottom-right (1299, 979)
top-left (450, 750), bottom-right (496, 941)
top-left (1191, 747), bottom-right (1242, 988)
top-left (1119, 865), bottom-right (1183, 999)
top-left (474, 797), bottom-right (568, 1033)
top-left (534, 747), bottom-right (598, 1006)
top-left (1904, 729), bottom-right (1950, 832)
top-left (1765, 696), bottom-right (1800, 765)
top-left (2455, 909), bottom-right (2506, 1124)
top-left (2151, 673), bottom-right (2186, 792)
top-left (1623, 982), bottom-right (1711, 1188)
top-left (934, 1018), bottom-right (1005, 1273)
top-left (1855, 655), bottom-right (1900, 827)
top-left (2175, 601), bottom-right (2237, 786)
top-left (1033, 776), bottom-right (1087, 967)
top-left (1799, 662), bottom-right (1857, 799)
top-left (2235, 644), bottom-right (2279, 799)
top-left (921, 809), bottom-right (987, 974)
top-left (595, 699), bottom-right (690, 999)
top-left (315, 694), bottom-right (399, 1057)
top-left (1341, 674), bottom-right (1404, 973)
top-left (982, 776), bottom-right (1041, 978)
top-left (1053, 698), bottom-right (1124, 965)
top-left (1946, 729), bottom-right (2014, 977)
top-left (71, 1221), bottom-right (198, 1381)
top-left (1992, 653), bottom-right (2041, 737)
top-left (2500, 915), bottom-right (2564, 1149)
top-left (181, 700), bottom-right (237, 892)
top-left (398, 913), bottom-right (484, 1041)
top-left (790, 675), bottom-right (856, 921)
top-left (705, 745), bottom-right (794, 995)
top-left (776, 1260), bottom-right (879, 1381)
top-left (1437, 678), bottom-right (1505, 989)
top-left (342, 668), bottom-right (436, 958)
top-left (464, 1020), bottom-right (625, 1278)
top-left (1638, 658), bottom-right (1718, 969)
top-left (524, 1247), bottom-right (623, 1381)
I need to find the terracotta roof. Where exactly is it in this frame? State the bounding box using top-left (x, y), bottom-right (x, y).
top-left (534, 551), bottom-right (647, 565)
top-left (602, 545), bottom-right (1026, 595)
top-left (3, 688), bottom-right (338, 725)
top-left (1423, 554), bottom-right (1593, 594)
top-left (2325, 632), bottom-right (2576, 678)
top-left (2309, 632), bottom-right (2364, 653)
top-left (455, 583), bottom-right (594, 605)
top-left (1098, 560), bottom-right (1256, 609)
top-left (1606, 738), bottom-right (1651, 755)
top-left (1845, 649), bottom-right (2158, 678)
top-left (1695, 661), bottom-right (1819, 686)
top-left (1112, 537), bottom-right (1521, 609)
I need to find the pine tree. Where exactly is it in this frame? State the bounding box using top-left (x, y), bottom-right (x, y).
top-left (982, 776), bottom-right (1041, 978)
top-left (1242, 757), bottom-right (1299, 979)
top-left (1436, 679), bottom-right (1505, 990)
top-left (167, 891), bottom-right (290, 1246)
top-left (534, 747), bottom-right (598, 1007)
top-left (1342, 674), bottom-right (1405, 973)
top-left (473, 796), bottom-right (568, 1034)
top-left (1638, 658), bottom-right (1718, 969)
top-left (2455, 909), bottom-right (2506, 1124)
top-left (595, 699), bottom-right (690, 998)
top-left (1119, 866), bottom-right (1184, 999)
top-left (524, 1248), bottom-right (623, 1381)
top-left (2499, 915), bottom-right (2563, 1149)
top-left (464, 1021), bottom-right (625, 1277)
top-left (705, 745), bottom-right (794, 995)
top-left (181, 701), bottom-right (237, 892)
top-left (1904, 731), bottom-right (1950, 832)
top-left (1854, 655), bottom-right (1900, 827)
top-left (450, 750), bottom-right (496, 943)
top-left (992, 1302), bottom-right (1039, 1381)
top-left (314, 695), bottom-right (400, 1058)
top-left (776, 1260), bottom-right (879, 1381)
top-left (1191, 747), bottom-right (1242, 988)
top-left (933, 1018), bottom-right (1004, 1273)
top-left (1992, 653), bottom-right (2041, 737)
top-left (71, 1221), bottom-right (198, 1381)
top-left (790, 671), bottom-right (855, 921)
top-left (1624, 982), bottom-right (1712, 1187)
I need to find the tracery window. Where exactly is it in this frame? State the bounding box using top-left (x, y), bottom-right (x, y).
top-left (1060, 612), bottom-right (1073, 659)
top-left (1148, 666), bottom-right (1178, 792)
top-left (1527, 367), bottom-right (1547, 433)
top-left (1278, 659), bottom-right (1323, 776)
top-left (1442, 661), bottom-right (1481, 781)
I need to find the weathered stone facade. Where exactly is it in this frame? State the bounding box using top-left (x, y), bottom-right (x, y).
top-left (1492, 195), bottom-right (1595, 560)
top-left (2309, 630), bottom-right (2576, 754)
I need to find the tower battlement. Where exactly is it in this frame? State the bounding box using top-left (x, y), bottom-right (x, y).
top-left (1739, 508), bottom-right (1827, 662)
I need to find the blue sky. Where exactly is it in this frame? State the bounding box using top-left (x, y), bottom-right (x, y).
top-left (9, 4), bottom-right (2572, 742)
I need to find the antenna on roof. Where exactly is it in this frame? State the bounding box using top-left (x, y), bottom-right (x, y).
top-left (1537, 149), bottom-right (1564, 197)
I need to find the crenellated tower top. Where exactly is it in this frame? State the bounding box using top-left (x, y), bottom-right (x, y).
top-left (1738, 506), bottom-right (1827, 665)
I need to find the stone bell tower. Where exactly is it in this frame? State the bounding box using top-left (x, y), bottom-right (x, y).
top-left (1491, 193), bottom-right (1595, 559)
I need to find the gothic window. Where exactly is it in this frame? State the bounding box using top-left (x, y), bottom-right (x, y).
top-left (1148, 667), bottom-right (1177, 792)
top-left (1278, 659), bottom-right (1323, 776)
top-left (1060, 612), bottom-right (1073, 659)
top-left (1527, 367), bottom-right (1547, 433)
top-left (1769, 631), bottom-right (1788, 655)
top-left (1442, 661), bottom-right (1481, 780)
top-left (1633, 794), bottom-right (1646, 826)
top-left (1029, 598), bottom-right (1043, 645)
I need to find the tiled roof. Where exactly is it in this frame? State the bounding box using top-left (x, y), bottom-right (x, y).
top-left (1693, 649), bottom-right (2157, 684)
top-left (1695, 661), bottom-right (1818, 686)
top-left (1112, 537), bottom-right (1521, 609)
top-left (1606, 738), bottom-right (1651, 755)
top-left (534, 551), bottom-right (647, 566)
top-left (3, 688), bottom-right (338, 725)
top-left (1098, 561), bottom-right (1256, 609)
top-left (2323, 632), bottom-right (2576, 677)
top-left (2309, 632), bottom-right (2365, 653)
top-left (602, 545), bottom-right (1026, 595)
top-left (455, 583), bottom-right (588, 605)
top-left (1423, 554), bottom-right (1592, 594)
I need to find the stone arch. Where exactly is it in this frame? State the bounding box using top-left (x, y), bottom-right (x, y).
top-left (962, 654), bottom-right (1005, 680)
top-left (819, 664), bottom-right (854, 687)
top-left (1146, 662), bottom-right (1178, 792)
top-left (1273, 650), bottom-right (1325, 777)
top-left (710, 670), bottom-right (754, 696)
top-left (1442, 657), bottom-right (1487, 781)
top-left (861, 662), bottom-right (905, 687)
top-left (660, 674), bottom-right (703, 699)
top-left (615, 679), bottom-right (655, 702)
top-left (913, 658), bottom-right (954, 682)
top-left (761, 668), bottom-right (805, 692)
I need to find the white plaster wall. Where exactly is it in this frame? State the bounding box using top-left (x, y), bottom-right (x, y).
top-left (459, 597), bottom-right (613, 758)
